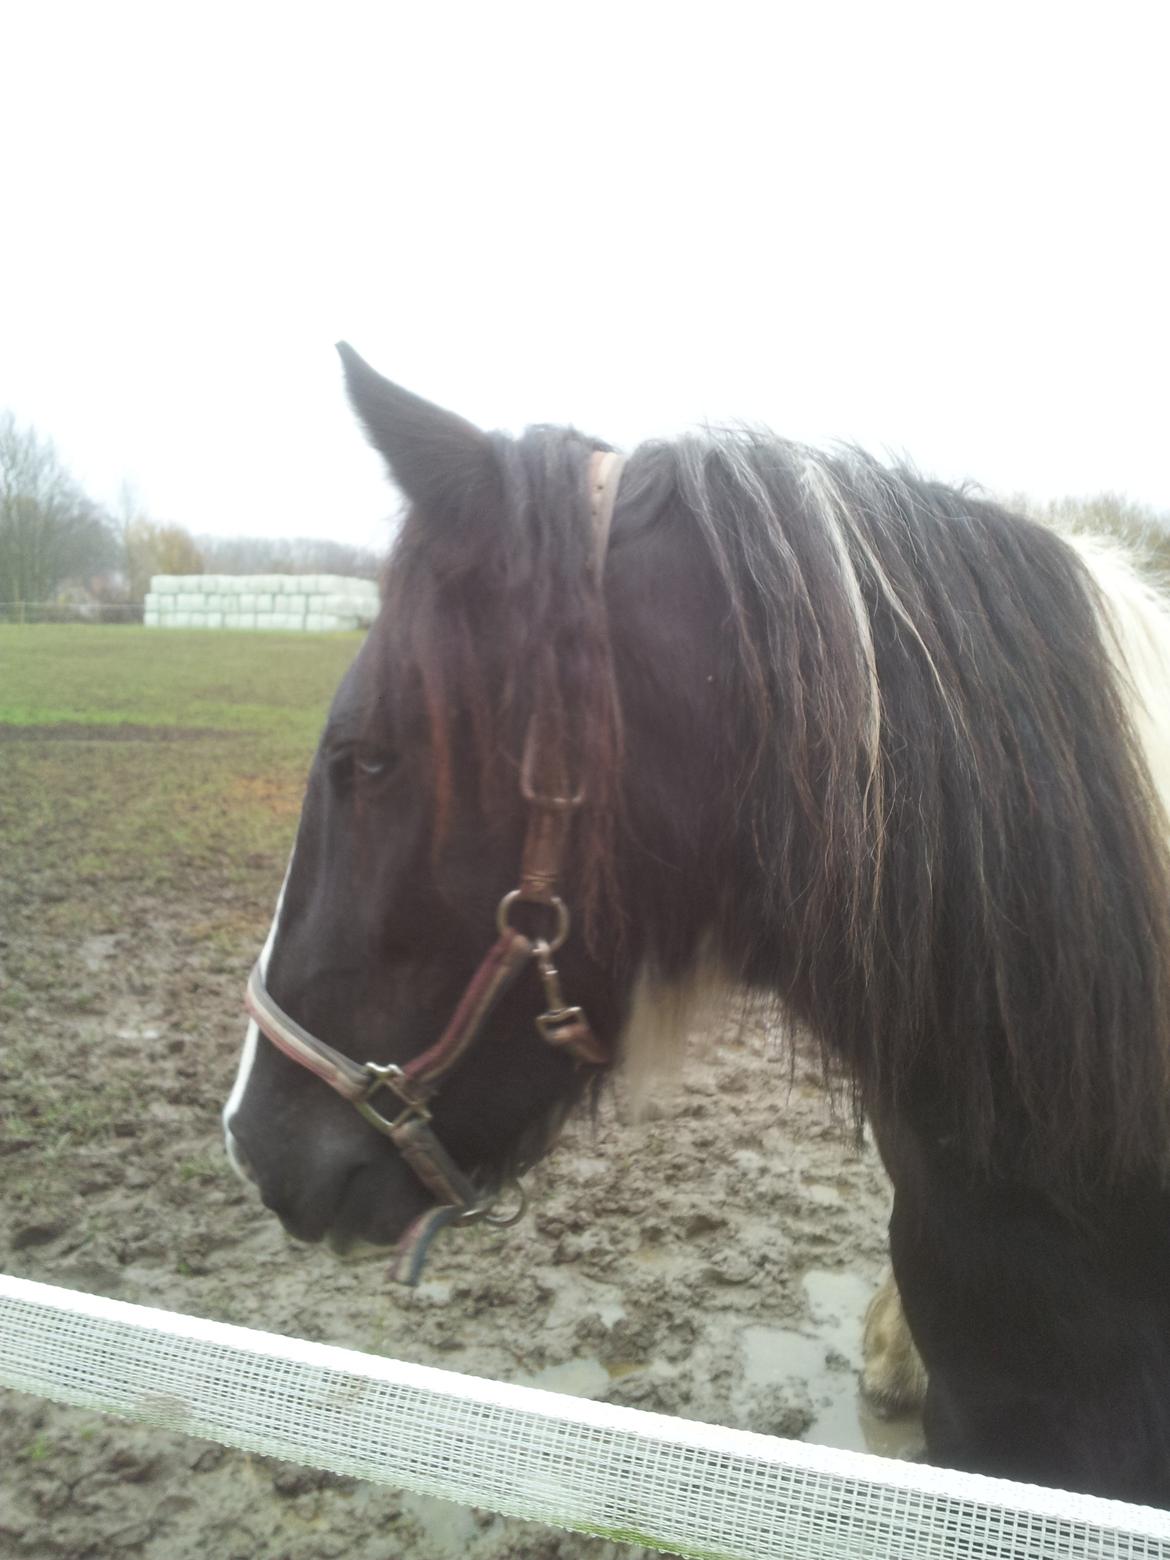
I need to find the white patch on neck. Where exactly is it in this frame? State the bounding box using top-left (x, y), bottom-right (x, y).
top-left (1064, 533), bottom-right (1170, 835)
top-left (222, 850), bottom-right (296, 1162)
top-left (617, 938), bottom-right (736, 1113)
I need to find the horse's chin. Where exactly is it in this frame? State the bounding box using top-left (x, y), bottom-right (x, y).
top-left (325, 1231), bottom-right (390, 1263)
top-left (273, 1198), bottom-right (415, 1253)
top-left (319, 1158), bottom-right (431, 1253)
top-left (246, 1149), bottom-right (427, 1253)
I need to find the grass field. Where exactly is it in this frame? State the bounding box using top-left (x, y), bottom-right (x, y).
top-left (0, 624), bottom-right (360, 734)
top-left (0, 624), bottom-right (361, 892)
top-left (0, 625), bottom-right (361, 1156)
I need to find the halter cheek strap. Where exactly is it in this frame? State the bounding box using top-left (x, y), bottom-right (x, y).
top-left (243, 447), bottom-right (626, 1281)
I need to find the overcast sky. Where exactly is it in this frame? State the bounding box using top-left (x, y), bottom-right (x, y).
top-left (2, 2), bottom-right (1166, 549)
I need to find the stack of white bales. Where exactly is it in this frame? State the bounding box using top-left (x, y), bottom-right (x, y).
top-left (145, 575), bottom-right (380, 631)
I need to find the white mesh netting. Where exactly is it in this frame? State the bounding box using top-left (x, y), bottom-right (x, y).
top-left (2, 1273), bottom-right (1168, 1559)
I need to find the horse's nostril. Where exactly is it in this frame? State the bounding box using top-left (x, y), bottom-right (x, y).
top-left (224, 1126), bottom-right (257, 1185)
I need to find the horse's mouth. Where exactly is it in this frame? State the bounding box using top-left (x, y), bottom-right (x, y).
top-left (246, 1160), bottom-right (363, 1247)
top-left (280, 1158), bottom-right (430, 1253)
top-left (264, 1197), bottom-right (329, 1246)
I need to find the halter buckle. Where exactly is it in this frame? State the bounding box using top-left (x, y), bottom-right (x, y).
top-left (355, 1062), bottom-right (431, 1135)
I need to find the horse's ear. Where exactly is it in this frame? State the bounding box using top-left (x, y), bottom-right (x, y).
top-left (336, 342), bottom-right (494, 516)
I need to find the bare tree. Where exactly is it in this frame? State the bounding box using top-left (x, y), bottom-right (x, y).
top-left (196, 533), bottom-right (381, 579)
top-left (0, 413), bottom-right (116, 605)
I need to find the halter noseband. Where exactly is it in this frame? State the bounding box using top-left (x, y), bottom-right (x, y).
top-left (243, 449), bottom-right (625, 1282)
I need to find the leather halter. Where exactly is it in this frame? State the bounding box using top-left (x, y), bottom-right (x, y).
top-left (244, 448), bottom-right (625, 1281)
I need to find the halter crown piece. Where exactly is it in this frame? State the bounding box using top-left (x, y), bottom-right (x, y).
top-left (244, 449), bottom-right (626, 1283)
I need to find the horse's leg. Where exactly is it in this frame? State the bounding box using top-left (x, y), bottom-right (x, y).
top-left (888, 1145), bottom-right (1170, 1505)
top-left (861, 1270), bottom-right (928, 1417)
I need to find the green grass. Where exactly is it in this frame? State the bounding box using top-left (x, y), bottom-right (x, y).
top-left (0, 624), bottom-right (362, 891)
top-left (0, 624), bottom-right (360, 737)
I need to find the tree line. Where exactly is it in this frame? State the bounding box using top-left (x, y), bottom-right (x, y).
top-left (0, 412), bottom-right (380, 611)
top-left (1, 408), bottom-right (1166, 612)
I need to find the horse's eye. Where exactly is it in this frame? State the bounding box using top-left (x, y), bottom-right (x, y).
top-left (327, 744), bottom-right (395, 791)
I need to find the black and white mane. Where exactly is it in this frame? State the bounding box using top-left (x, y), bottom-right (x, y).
top-left (620, 435), bottom-right (1170, 1192)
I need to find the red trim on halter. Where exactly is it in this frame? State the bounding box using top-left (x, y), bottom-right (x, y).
top-left (399, 930), bottom-right (534, 1097)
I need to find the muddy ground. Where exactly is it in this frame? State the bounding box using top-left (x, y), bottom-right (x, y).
top-left (1, 729), bottom-right (920, 1559)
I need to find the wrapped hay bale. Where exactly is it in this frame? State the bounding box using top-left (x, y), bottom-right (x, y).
top-left (146, 573), bottom-right (376, 629)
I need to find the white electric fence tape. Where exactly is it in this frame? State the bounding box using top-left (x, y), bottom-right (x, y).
top-left (2, 1273), bottom-right (1168, 1559)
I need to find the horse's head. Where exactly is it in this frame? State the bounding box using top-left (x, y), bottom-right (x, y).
top-left (222, 347), bottom-right (728, 1255)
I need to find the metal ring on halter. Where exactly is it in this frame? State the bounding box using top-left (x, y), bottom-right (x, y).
top-left (456, 1178), bottom-right (528, 1229)
top-left (496, 890), bottom-right (571, 953)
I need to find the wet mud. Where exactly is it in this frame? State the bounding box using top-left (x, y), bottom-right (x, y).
top-left (1, 885), bottom-right (920, 1559)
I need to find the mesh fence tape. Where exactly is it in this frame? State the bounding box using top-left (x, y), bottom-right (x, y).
top-left (2, 1273), bottom-right (1168, 1559)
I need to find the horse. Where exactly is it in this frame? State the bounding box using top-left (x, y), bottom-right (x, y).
top-left (224, 344), bottom-right (1170, 1506)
